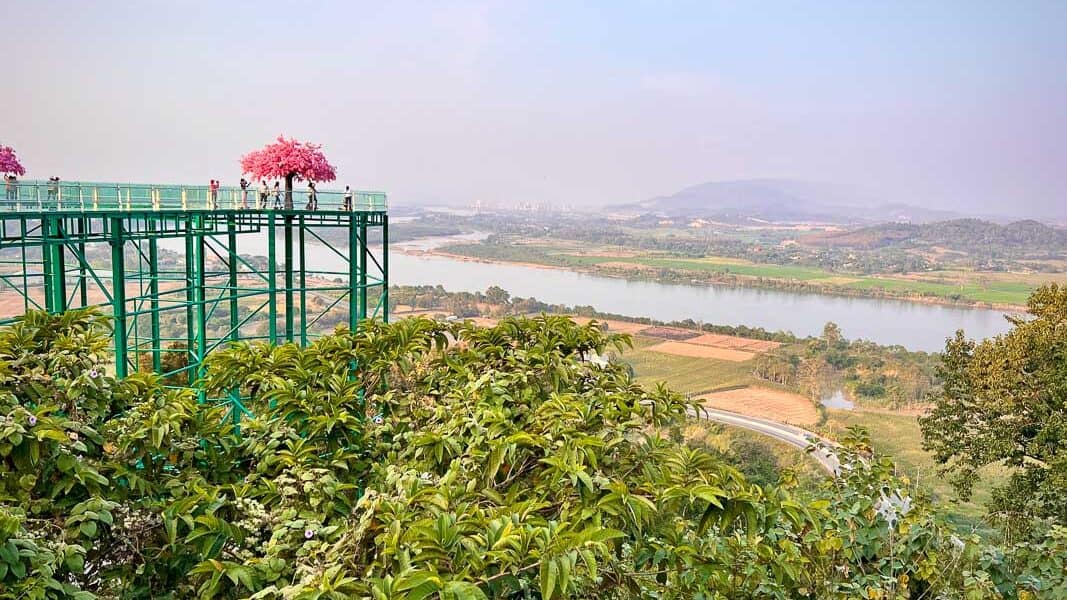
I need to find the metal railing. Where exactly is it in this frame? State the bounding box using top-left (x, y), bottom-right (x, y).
top-left (1, 179), bottom-right (387, 213)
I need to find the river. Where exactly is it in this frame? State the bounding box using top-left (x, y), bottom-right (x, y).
top-left (161, 231), bottom-right (1015, 352)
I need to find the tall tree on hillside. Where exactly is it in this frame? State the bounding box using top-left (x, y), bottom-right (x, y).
top-left (920, 284), bottom-right (1067, 523)
top-left (240, 136), bottom-right (336, 208)
top-left (0, 145), bottom-right (26, 176)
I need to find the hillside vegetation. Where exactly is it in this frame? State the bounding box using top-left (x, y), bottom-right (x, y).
top-left (1, 310), bottom-right (1064, 598)
top-left (802, 219), bottom-right (1067, 258)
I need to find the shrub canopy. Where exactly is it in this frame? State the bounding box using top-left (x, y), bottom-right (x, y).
top-left (0, 310), bottom-right (1062, 598)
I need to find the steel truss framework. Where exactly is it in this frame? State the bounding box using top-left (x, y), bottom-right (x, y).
top-left (0, 181), bottom-right (388, 414)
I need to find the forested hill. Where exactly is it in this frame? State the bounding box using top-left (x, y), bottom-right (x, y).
top-left (802, 218), bottom-right (1067, 256)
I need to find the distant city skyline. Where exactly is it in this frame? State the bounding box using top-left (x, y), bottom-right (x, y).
top-left (4, 1), bottom-right (1065, 219)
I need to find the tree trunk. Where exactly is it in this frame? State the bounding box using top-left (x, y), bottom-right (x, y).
top-left (284, 173), bottom-right (294, 210)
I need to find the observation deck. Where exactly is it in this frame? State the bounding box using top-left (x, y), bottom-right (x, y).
top-left (0, 179), bottom-right (389, 397)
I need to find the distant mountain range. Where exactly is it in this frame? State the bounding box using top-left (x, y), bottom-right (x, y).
top-left (608, 179), bottom-right (1025, 225)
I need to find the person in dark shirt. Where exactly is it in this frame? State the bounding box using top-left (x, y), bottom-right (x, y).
top-left (209, 179), bottom-right (219, 209)
top-left (47, 177), bottom-right (59, 202)
top-left (305, 181), bottom-right (318, 210)
top-left (4, 175), bottom-right (16, 201)
top-left (258, 180), bottom-right (269, 209)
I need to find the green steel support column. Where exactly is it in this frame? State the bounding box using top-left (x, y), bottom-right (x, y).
top-left (382, 215), bottom-right (389, 322)
top-left (226, 215), bottom-right (242, 430)
top-left (41, 237), bottom-right (52, 313)
top-left (56, 221), bottom-right (67, 312)
top-left (284, 216), bottom-right (294, 343)
top-left (298, 217), bottom-right (307, 347)
top-left (267, 214), bottom-right (278, 344)
top-left (42, 217), bottom-right (54, 313)
top-left (194, 215), bottom-right (207, 400)
top-left (19, 218), bottom-right (28, 314)
top-left (77, 218), bottom-right (88, 308)
top-left (110, 217), bottom-right (128, 378)
top-left (52, 219), bottom-right (67, 313)
top-left (148, 234), bottom-right (161, 372)
top-left (227, 214), bottom-right (239, 342)
top-left (184, 221), bottom-right (196, 386)
top-left (359, 217), bottom-right (368, 324)
top-left (348, 216), bottom-right (358, 332)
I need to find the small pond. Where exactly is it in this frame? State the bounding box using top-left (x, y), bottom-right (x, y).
top-left (821, 389), bottom-right (855, 410)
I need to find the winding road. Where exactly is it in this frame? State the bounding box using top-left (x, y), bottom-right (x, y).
top-left (688, 407), bottom-right (840, 475)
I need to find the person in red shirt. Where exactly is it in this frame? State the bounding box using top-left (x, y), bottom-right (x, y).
top-left (209, 179), bottom-right (219, 209)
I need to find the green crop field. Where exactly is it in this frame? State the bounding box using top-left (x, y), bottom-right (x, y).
top-left (629, 257), bottom-right (837, 280)
top-left (845, 277), bottom-right (1035, 305)
top-left (621, 335), bottom-right (757, 395)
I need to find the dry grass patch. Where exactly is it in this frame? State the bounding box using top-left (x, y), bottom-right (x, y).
top-left (688, 333), bottom-right (781, 352)
top-left (697, 386), bottom-right (819, 426)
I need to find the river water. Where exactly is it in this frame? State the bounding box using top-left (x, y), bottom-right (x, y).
top-left (161, 231), bottom-right (1015, 352)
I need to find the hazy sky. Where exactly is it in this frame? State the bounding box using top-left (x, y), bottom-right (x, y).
top-left (4, 1), bottom-right (1065, 216)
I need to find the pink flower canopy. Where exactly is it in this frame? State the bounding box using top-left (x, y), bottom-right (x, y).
top-left (0, 146), bottom-right (26, 176)
top-left (240, 136), bottom-right (336, 182)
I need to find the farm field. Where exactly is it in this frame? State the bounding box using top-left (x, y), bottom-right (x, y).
top-left (843, 276), bottom-right (1034, 305)
top-left (623, 334), bottom-right (758, 394)
top-left (697, 386), bottom-right (819, 426)
top-left (822, 409), bottom-right (1008, 524)
top-left (646, 340), bottom-right (756, 361)
top-left (439, 240), bottom-right (1045, 306)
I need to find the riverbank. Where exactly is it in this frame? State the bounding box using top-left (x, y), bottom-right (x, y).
top-left (408, 245), bottom-right (1030, 313)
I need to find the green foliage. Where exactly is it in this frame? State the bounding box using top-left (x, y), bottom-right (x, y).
top-left (921, 284), bottom-right (1067, 524)
top-left (0, 309), bottom-right (1062, 598)
top-left (754, 324), bottom-right (939, 408)
top-left (137, 341), bottom-right (191, 387)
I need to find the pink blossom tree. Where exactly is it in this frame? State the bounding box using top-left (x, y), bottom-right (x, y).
top-left (240, 136), bottom-right (336, 208)
top-left (0, 145), bottom-right (26, 176)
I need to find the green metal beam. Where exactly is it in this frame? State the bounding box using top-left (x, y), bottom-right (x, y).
top-left (348, 218), bottom-right (359, 333)
top-left (267, 213), bottom-right (278, 345)
top-left (284, 216), bottom-right (294, 343)
top-left (359, 218), bottom-right (368, 325)
top-left (110, 217), bottom-right (128, 378)
top-left (299, 217), bottom-right (307, 347)
top-left (149, 235), bottom-right (161, 372)
top-left (227, 215), bottom-right (239, 344)
top-left (383, 215), bottom-right (389, 322)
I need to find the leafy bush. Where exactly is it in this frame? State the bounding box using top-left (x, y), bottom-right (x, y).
top-left (0, 310), bottom-right (1062, 598)
top-left (922, 283), bottom-right (1067, 525)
